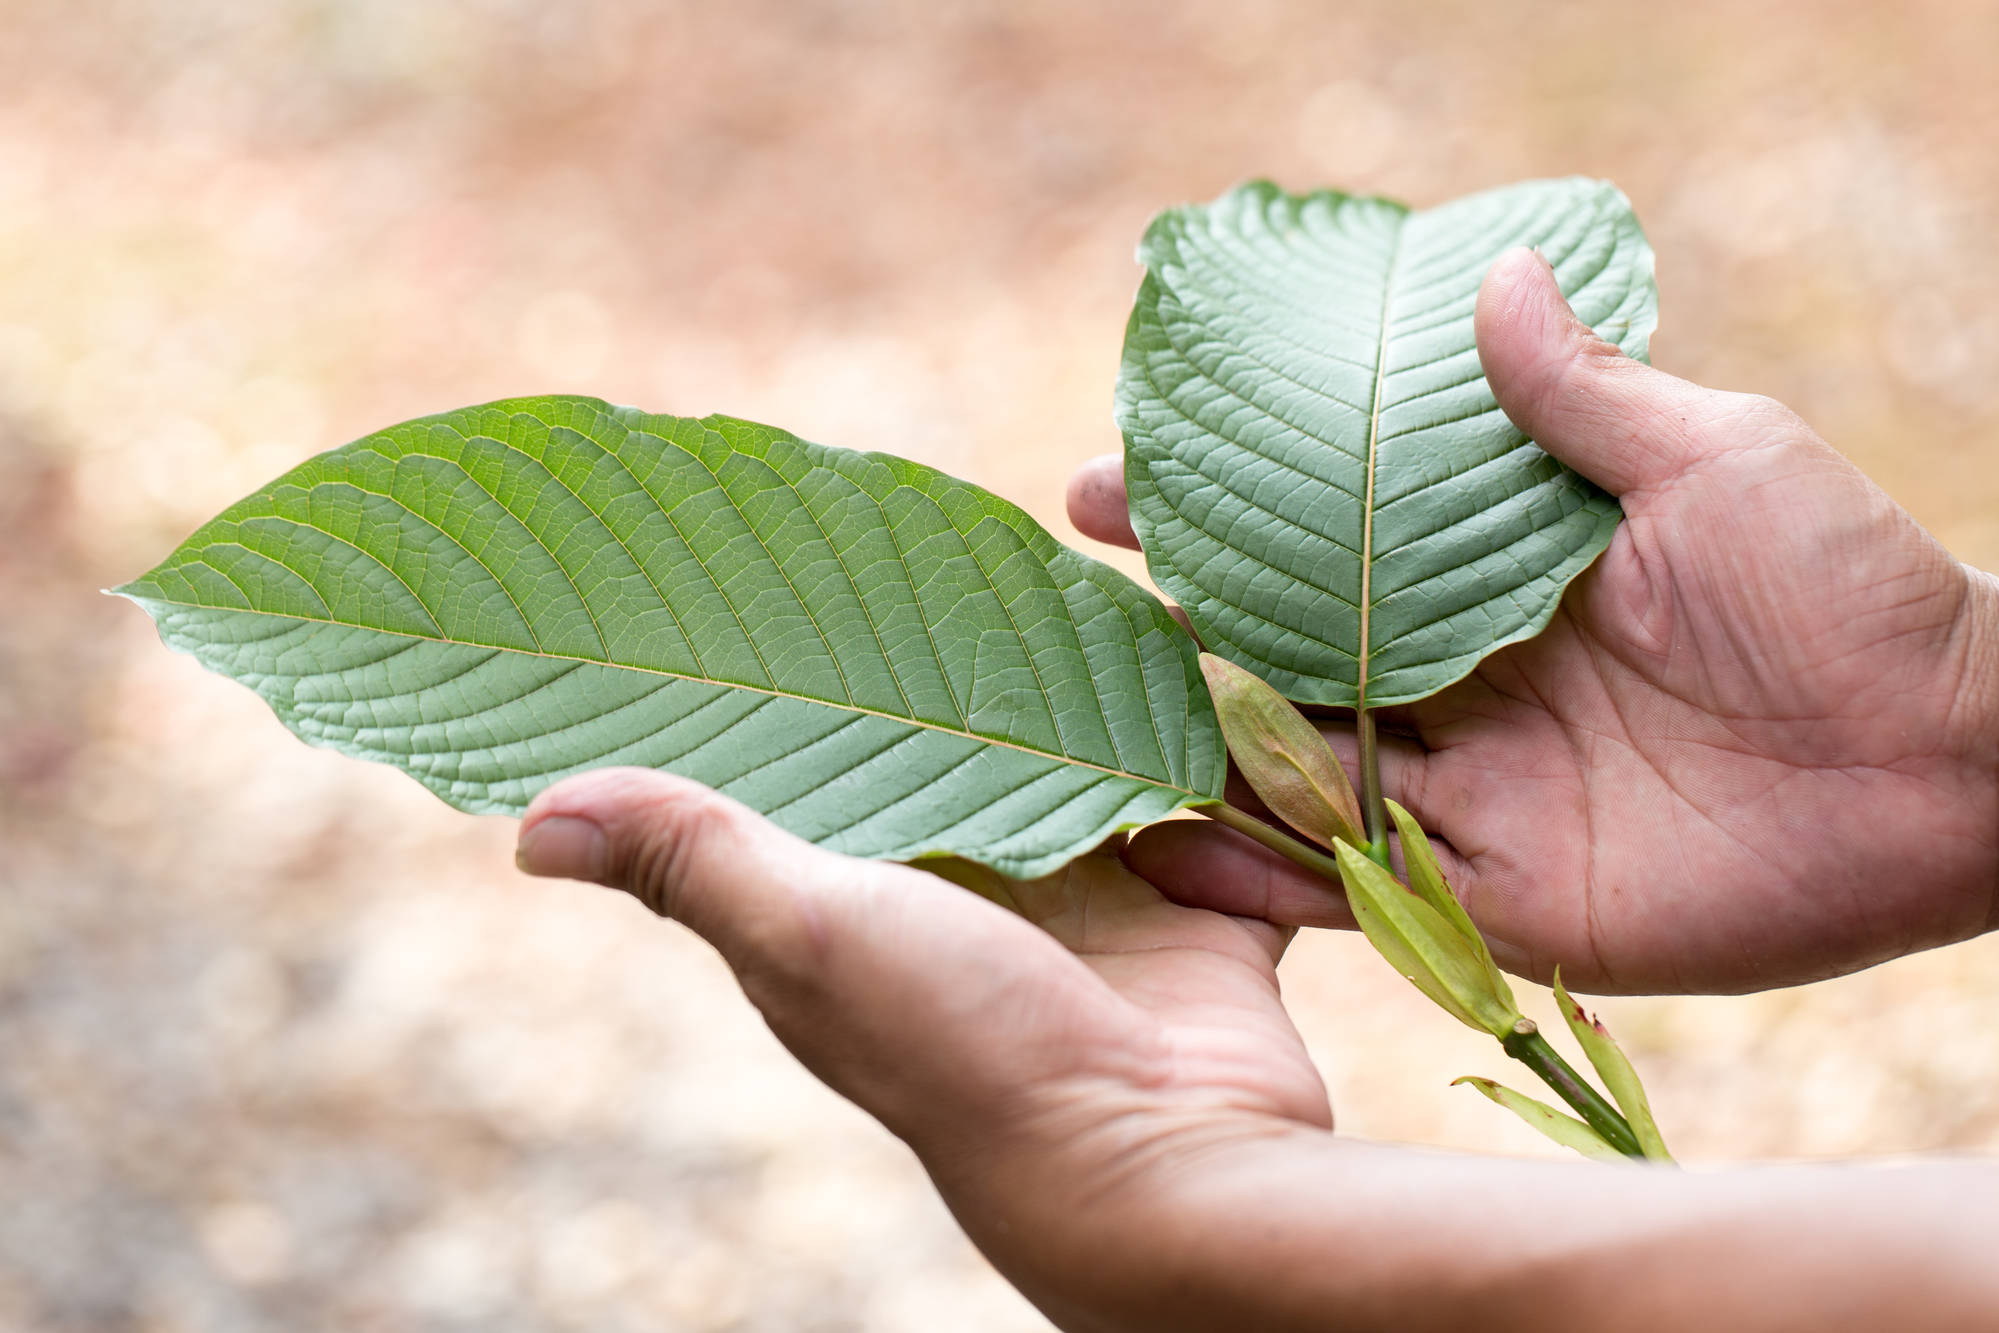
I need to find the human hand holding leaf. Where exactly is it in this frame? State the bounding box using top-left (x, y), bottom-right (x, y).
top-left (1098, 246), bottom-right (1997, 997)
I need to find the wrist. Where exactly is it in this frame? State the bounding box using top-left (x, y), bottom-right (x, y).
top-left (923, 1102), bottom-right (1341, 1333)
top-left (1952, 565), bottom-right (1999, 744)
top-left (969, 1124), bottom-right (1347, 1333)
top-left (978, 1129), bottom-right (1624, 1333)
top-left (1954, 563), bottom-right (1999, 929)
top-left (949, 1127), bottom-right (1999, 1333)
top-left (933, 1115), bottom-right (1537, 1333)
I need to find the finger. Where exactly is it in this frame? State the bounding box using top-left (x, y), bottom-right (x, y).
top-left (1476, 246), bottom-right (1726, 497)
top-left (1066, 453), bottom-right (1139, 548)
top-left (1124, 820), bottom-right (1356, 930)
top-left (517, 766), bottom-right (843, 978)
top-left (1126, 804), bottom-right (1479, 937)
top-left (1004, 851), bottom-right (1299, 971)
top-left (1242, 918), bottom-right (1297, 968)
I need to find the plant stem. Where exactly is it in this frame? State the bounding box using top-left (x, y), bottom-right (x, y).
top-left (1196, 801), bottom-right (1346, 882)
top-left (1501, 1020), bottom-right (1644, 1157)
top-left (1354, 709), bottom-right (1391, 867)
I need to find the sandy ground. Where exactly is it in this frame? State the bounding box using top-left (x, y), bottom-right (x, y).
top-left (3, 2), bottom-right (1997, 1328)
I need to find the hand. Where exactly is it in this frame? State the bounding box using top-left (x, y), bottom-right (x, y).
top-left (1073, 248), bottom-right (1999, 994)
top-left (514, 768), bottom-right (1330, 1328)
top-left (513, 769), bottom-right (1999, 1333)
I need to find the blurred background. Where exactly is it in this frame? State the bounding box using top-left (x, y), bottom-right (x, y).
top-left (4, 1), bottom-right (1998, 1328)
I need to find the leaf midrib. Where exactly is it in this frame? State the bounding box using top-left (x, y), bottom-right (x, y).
top-left (1356, 213), bottom-right (1408, 712)
top-left (126, 594), bottom-right (1203, 797)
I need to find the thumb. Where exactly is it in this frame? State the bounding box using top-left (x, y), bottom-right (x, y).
top-left (1476, 247), bottom-right (1722, 497)
top-left (517, 766), bottom-right (839, 981)
top-left (512, 768), bottom-right (1107, 1146)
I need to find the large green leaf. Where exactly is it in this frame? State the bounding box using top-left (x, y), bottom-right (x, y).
top-left (118, 396), bottom-right (1223, 878)
top-left (1118, 178), bottom-right (1656, 709)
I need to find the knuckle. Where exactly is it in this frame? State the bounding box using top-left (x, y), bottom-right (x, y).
top-left (1573, 330), bottom-right (1633, 372)
top-left (616, 781), bottom-right (742, 918)
top-left (729, 883), bottom-right (847, 1017)
top-left (1710, 391), bottom-right (1809, 445)
top-left (740, 892), bottom-right (830, 978)
top-left (1535, 329), bottom-right (1626, 416)
top-left (616, 776), bottom-right (836, 985)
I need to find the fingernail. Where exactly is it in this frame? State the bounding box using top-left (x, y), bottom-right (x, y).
top-left (516, 815), bottom-right (608, 881)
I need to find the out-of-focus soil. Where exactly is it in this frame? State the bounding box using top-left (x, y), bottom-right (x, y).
top-left (3, 2), bottom-right (1996, 1329)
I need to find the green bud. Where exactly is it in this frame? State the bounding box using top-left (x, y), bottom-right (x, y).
top-left (1552, 969), bottom-right (1673, 1162)
top-left (1385, 799), bottom-right (1512, 1006)
top-left (1334, 840), bottom-right (1523, 1038)
top-left (1199, 653), bottom-right (1363, 849)
top-left (1452, 1076), bottom-right (1627, 1163)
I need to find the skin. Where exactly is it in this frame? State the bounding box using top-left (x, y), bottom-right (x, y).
top-left (514, 249), bottom-right (1999, 1330)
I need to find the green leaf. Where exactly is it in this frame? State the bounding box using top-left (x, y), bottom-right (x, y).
top-left (1385, 798), bottom-right (1511, 1006)
top-left (1552, 969), bottom-right (1673, 1162)
top-left (1334, 840), bottom-right (1522, 1039)
top-left (1384, 799), bottom-right (1477, 943)
top-left (1118, 178), bottom-right (1656, 708)
top-left (117, 396), bottom-right (1224, 879)
top-left (1452, 1077), bottom-right (1627, 1163)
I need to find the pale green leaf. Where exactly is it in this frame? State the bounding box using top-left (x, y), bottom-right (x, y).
top-left (1119, 178), bottom-right (1656, 708)
top-left (1553, 969), bottom-right (1673, 1162)
top-left (117, 396), bottom-right (1223, 878)
top-left (1452, 1077), bottom-right (1627, 1163)
top-left (1385, 798), bottom-right (1511, 1007)
top-left (1334, 840), bottom-right (1521, 1038)
top-left (1385, 798), bottom-right (1478, 944)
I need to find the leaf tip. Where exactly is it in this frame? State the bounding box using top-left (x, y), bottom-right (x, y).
top-left (1195, 651), bottom-right (1229, 692)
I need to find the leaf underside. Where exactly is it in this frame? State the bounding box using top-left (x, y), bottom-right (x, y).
top-left (119, 397), bottom-right (1223, 878)
top-left (1119, 177), bottom-right (1658, 708)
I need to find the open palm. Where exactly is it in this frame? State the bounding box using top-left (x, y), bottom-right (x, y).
top-left (1081, 250), bottom-right (1998, 994)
